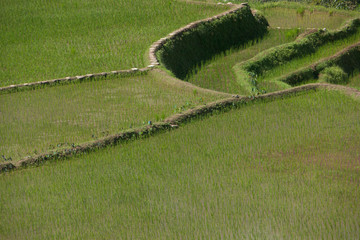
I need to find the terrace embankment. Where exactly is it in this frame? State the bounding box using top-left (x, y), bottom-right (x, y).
top-left (1, 82), bottom-right (359, 173)
top-left (234, 18), bottom-right (360, 92)
top-left (155, 3), bottom-right (269, 80)
top-left (278, 42), bottom-right (360, 85)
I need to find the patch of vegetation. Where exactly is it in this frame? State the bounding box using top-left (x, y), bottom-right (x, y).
top-left (319, 66), bottom-right (349, 83)
top-left (297, 6), bottom-right (306, 17)
top-left (347, 70), bottom-right (360, 89)
top-left (1, 91), bottom-right (359, 239)
top-left (285, 28), bottom-right (301, 40)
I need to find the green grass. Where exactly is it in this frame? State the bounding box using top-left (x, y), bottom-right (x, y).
top-left (260, 7), bottom-right (353, 29)
top-left (1, 90), bottom-right (359, 239)
top-left (0, 0), bottom-right (227, 86)
top-left (195, 0), bottom-right (357, 28)
top-left (0, 71), bottom-right (227, 162)
top-left (185, 29), bottom-right (299, 94)
top-left (347, 70), bottom-right (360, 89)
top-left (257, 28), bottom-right (360, 83)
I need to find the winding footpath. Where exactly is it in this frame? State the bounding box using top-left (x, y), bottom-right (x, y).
top-left (1, 2), bottom-right (360, 172)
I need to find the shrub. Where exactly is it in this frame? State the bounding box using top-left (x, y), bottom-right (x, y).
top-left (285, 28), bottom-right (300, 40)
top-left (296, 7), bottom-right (305, 17)
top-left (318, 66), bottom-right (348, 84)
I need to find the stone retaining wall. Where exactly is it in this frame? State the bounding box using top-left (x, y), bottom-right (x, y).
top-left (148, 3), bottom-right (247, 66)
top-left (0, 68), bottom-right (151, 93)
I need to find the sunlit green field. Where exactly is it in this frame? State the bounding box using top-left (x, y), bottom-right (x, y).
top-left (0, 0), bottom-right (227, 86)
top-left (261, 6), bottom-right (353, 28)
top-left (348, 71), bottom-right (360, 89)
top-left (1, 90), bottom-right (359, 239)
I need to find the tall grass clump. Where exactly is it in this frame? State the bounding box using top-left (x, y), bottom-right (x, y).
top-left (297, 7), bottom-right (306, 17)
top-left (234, 18), bottom-right (360, 93)
top-left (347, 70), bottom-right (360, 89)
top-left (156, 5), bottom-right (269, 80)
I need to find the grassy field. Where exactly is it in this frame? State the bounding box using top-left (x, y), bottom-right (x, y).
top-left (1, 90), bottom-right (359, 239)
top-left (195, 0), bottom-right (357, 27)
top-left (347, 70), bottom-right (360, 89)
top-left (261, 6), bottom-right (354, 29)
top-left (0, 70), bottom-right (227, 162)
top-left (0, 0), bottom-right (227, 86)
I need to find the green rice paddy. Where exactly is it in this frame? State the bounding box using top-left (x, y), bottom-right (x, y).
top-left (1, 1), bottom-right (359, 239)
top-left (1, 90), bottom-right (359, 239)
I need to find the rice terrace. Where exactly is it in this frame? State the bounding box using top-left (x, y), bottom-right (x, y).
top-left (1, 0), bottom-right (360, 238)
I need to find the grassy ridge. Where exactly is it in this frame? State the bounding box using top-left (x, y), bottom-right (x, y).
top-left (0, 71), bottom-right (227, 162)
top-left (258, 29), bottom-right (360, 82)
top-left (233, 18), bottom-right (360, 94)
top-left (0, 0), bottom-right (227, 86)
top-left (239, 18), bottom-right (360, 77)
top-left (1, 90), bottom-right (359, 239)
top-left (270, 42), bottom-right (360, 89)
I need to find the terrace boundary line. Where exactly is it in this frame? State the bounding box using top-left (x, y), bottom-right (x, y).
top-left (1, 82), bottom-right (359, 173)
top-left (0, 3), bottom-right (246, 94)
top-left (278, 41), bottom-right (360, 85)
